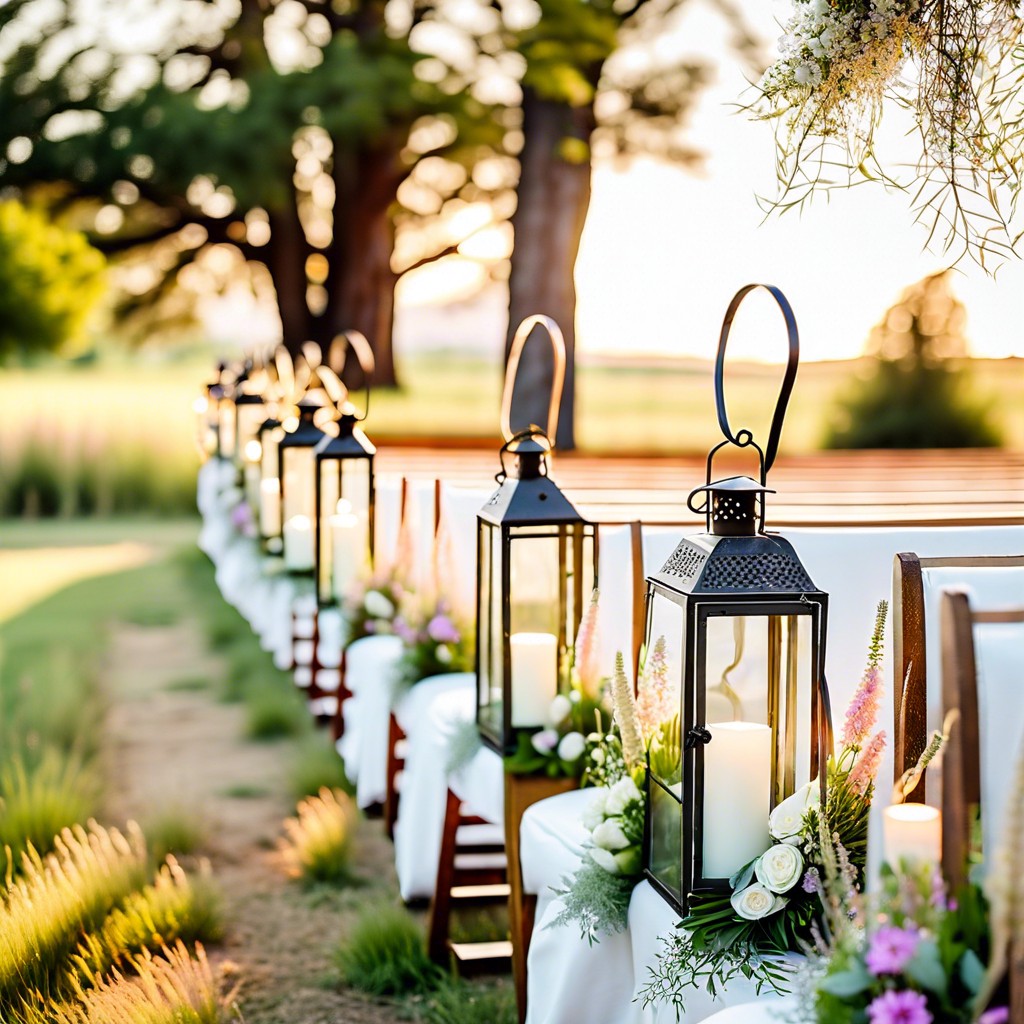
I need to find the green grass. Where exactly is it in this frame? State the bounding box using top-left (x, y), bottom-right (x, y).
top-left (335, 906), bottom-right (443, 996)
top-left (243, 683), bottom-right (308, 740)
top-left (165, 675), bottom-right (211, 693)
top-left (282, 788), bottom-right (357, 885)
top-left (140, 805), bottom-right (206, 865)
top-left (289, 736), bottom-right (353, 801)
top-left (415, 980), bottom-right (516, 1024)
top-left (219, 783), bottom-right (270, 799)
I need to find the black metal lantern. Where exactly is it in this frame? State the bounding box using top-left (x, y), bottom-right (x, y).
top-left (643, 285), bottom-right (832, 913)
top-left (278, 398), bottom-right (327, 574)
top-left (256, 414), bottom-right (284, 548)
top-left (195, 365), bottom-right (226, 459)
top-left (475, 316), bottom-right (597, 754)
top-left (313, 332), bottom-right (376, 606)
top-left (234, 389), bottom-right (266, 469)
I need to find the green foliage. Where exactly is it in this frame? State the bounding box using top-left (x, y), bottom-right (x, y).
top-left (0, 752), bottom-right (100, 871)
top-left (282, 788), bottom-right (357, 885)
top-left (289, 736), bottom-right (353, 801)
top-left (141, 806), bottom-right (206, 865)
top-left (0, 201), bottom-right (105, 362)
top-left (417, 980), bottom-right (517, 1024)
top-left (826, 272), bottom-right (1002, 450)
top-left (243, 683), bottom-right (308, 740)
top-left (335, 906), bottom-right (443, 996)
top-left (551, 860), bottom-right (638, 941)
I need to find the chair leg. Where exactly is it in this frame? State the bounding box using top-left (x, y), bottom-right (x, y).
top-left (385, 713), bottom-right (405, 840)
top-left (428, 789), bottom-right (462, 963)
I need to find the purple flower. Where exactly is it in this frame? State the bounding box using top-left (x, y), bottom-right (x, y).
top-left (801, 868), bottom-right (820, 894)
top-left (426, 614), bottom-right (460, 644)
top-left (866, 925), bottom-right (921, 975)
top-left (978, 1010), bottom-right (1009, 1024)
top-left (867, 990), bottom-right (932, 1024)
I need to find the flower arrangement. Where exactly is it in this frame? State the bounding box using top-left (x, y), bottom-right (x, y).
top-left (504, 591), bottom-right (609, 779)
top-left (640, 602), bottom-right (889, 1010)
top-left (229, 497), bottom-right (256, 539)
top-left (551, 641), bottom-right (681, 940)
top-left (341, 570), bottom-right (407, 646)
top-left (391, 596), bottom-right (474, 694)
top-left (753, 0), bottom-right (1024, 267)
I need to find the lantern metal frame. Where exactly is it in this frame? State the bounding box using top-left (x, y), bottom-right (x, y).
top-left (641, 284), bottom-right (833, 914)
top-left (475, 316), bottom-right (598, 755)
top-left (313, 332), bottom-right (377, 607)
top-left (277, 398), bottom-right (327, 573)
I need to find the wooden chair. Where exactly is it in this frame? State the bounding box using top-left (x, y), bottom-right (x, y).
top-left (940, 588), bottom-right (1024, 1018)
top-left (893, 554), bottom-right (1024, 801)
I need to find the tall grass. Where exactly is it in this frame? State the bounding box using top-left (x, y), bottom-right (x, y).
top-left (336, 906), bottom-right (442, 995)
top-left (0, 822), bottom-right (148, 1004)
top-left (0, 752), bottom-right (101, 869)
top-left (282, 788), bottom-right (356, 884)
top-left (70, 857), bottom-right (224, 986)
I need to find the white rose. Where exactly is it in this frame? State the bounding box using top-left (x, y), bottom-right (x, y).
top-left (548, 694), bottom-right (572, 725)
top-left (731, 883), bottom-right (787, 921)
top-left (769, 781), bottom-right (819, 841)
top-left (755, 843), bottom-right (805, 894)
top-left (581, 789), bottom-right (608, 832)
top-left (604, 775), bottom-right (642, 816)
top-left (614, 847), bottom-right (641, 875)
top-left (589, 847), bottom-right (620, 874)
top-left (436, 643), bottom-right (452, 664)
top-left (557, 731), bottom-right (586, 762)
top-left (591, 819), bottom-right (630, 851)
top-left (364, 591), bottom-right (395, 619)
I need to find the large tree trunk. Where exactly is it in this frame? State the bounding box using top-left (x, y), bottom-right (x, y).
top-left (266, 198), bottom-right (311, 357)
top-left (323, 147), bottom-right (401, 387)
top-left (505, 87), bottom-right (596, 451)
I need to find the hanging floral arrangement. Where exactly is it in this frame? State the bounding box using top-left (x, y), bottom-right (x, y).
top-left (753, 0), bottom-right (1024, 267)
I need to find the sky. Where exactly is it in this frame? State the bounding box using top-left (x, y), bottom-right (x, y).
top-left (197, 0), bottom-right (1024, 364)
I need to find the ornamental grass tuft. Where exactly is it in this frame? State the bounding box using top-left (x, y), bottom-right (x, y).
top-left (419, 979), bottom-right (517, 1024)
top-left (282, 787), bottom-right (356, 884)
top-left (335, 905), bottom-right (442, 995)
top-left (0, 822), bottom-right (148, 1004)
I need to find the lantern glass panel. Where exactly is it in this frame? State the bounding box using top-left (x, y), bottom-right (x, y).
top-left (316, 457), bottom-right (372, 603)
top-left (282, 446), bottom-right (316, 522)
top-left (476, 521), bottom-right (503, 740)
top-left (695, 606), bottom-right (818, 888)
top-left (236, 402), bottom-right (265, 457)
top-left (261, 425), bottom-right (284, 484)
top-left (645, 589), bottom-right (685, 903)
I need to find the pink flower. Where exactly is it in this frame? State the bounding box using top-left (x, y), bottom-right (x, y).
top-left (849, 730), bottom-right (887, 795)
top-left (427, 614), bottom-right (460, 644)
top-left (865, 924), bottom-right (920, 975)
top-left (574, 590), bottom-right (601, 698)
top-left (636, 636), bottom-right (674, 739)
top-left (978, 1009), bottom-right (1009, 1024)
top-left (842, 663), bottom-right (882, 748)
top-left (866, 990), bottom-right (931, 1024)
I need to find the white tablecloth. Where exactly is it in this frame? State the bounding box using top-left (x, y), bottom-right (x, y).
top-left (335, 634), bottom-right (404, 807)
top-left (392, 672), bottom-right (482, 901)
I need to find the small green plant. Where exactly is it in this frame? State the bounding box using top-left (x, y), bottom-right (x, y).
top-left (418, 979), bottom-right (517, 1024)
top-left (0, 751), bottom-right (100, 869)
top-left (70, 857), bottom-right (223, 986)
top-left (244, 684), bottom-right (307, 740)
top-left (164, 676), bottom-right (210, 693)
top-left (219, 783), bottom-right (270, 799)
top-left (335, 905), bottom-right (442, 995)
top-left (289, 736), bottom-right (352, 800)
top-left (0, 822), bottom-right (147, 1003)
top-left (282, 788), bottom-right (356, 885)
top-left (140, 806), bottom-right (206, 865)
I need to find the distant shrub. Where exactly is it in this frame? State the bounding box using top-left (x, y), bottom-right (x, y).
top-left (141, 806), bottom-right (206, 865)
top-left (335, 906), bottom-right (442, 995)
top-left (826, 271), bottom-right (1002, 449)
top-left (289, 736), bottom-right (352, 801)
top-left (282, 788), bottom-right (356, 885)
top-left (244, 684), bottom-right (307, 740)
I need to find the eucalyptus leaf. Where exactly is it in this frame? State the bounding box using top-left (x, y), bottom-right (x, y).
top-left (959, 947), bottom-right (985, 994)
top-left (906, 939), bottom-right (948, 996)
top-left (818, 966), bottom-right (873, 998)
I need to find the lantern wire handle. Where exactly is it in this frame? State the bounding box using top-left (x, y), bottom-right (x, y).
top-left (500, 315), bottom-right (566, 445)
top-left (329, 330), bottom-right (375, 422)
top-left (714, 284), bottom-right (800, 476)
top-left (495, 428), bottom-right (551, 485)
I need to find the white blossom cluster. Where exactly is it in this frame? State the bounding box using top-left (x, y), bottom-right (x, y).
top-left (761, 0), bottom-right (921, 98)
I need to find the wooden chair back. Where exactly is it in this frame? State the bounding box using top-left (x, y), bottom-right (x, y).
top-left (893, 554), bottom-right (1024, 800)
top-left (939, 588), bottom-right (1024, 1019)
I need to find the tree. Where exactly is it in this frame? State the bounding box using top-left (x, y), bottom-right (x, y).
top-left (825, 271), bottom-right (1002, 449)
top-left (0, 0), bottom-right (505, 382)
top-left (504, 0), bottom-right (757, 447)
top-left (0, 200), bottom-right (105, 361)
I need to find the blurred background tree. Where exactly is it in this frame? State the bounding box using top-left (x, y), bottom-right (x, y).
top-left (0, 200), bottom-right (105, 363)
top-left (825, 270), bottom-right (1002, 449)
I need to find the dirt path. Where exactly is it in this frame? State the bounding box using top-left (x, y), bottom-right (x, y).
top-left (102, 619), bottom-right (406, 1024)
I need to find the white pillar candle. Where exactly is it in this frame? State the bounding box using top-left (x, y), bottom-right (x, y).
top-left (703, 721), bottom-right (772, 879)
top-left (883, 804), bottom-right (941, 869)
top-left (243, 462), bottom-right (261, 510)
top-left (283, 514), bottom-right (314, 572)
top-left (510, 632), bottom-right (557, 727)
top-left (260, 478), bottom-right (282, 537)
top-left (330, 501), bottom-right (361, 600)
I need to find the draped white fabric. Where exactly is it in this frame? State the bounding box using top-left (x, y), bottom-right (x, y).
top-left (373, 474), bottom-right (404, 573)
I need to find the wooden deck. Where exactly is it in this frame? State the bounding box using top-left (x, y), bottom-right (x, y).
top-left (375, 448), bottom-right (1024, 528)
